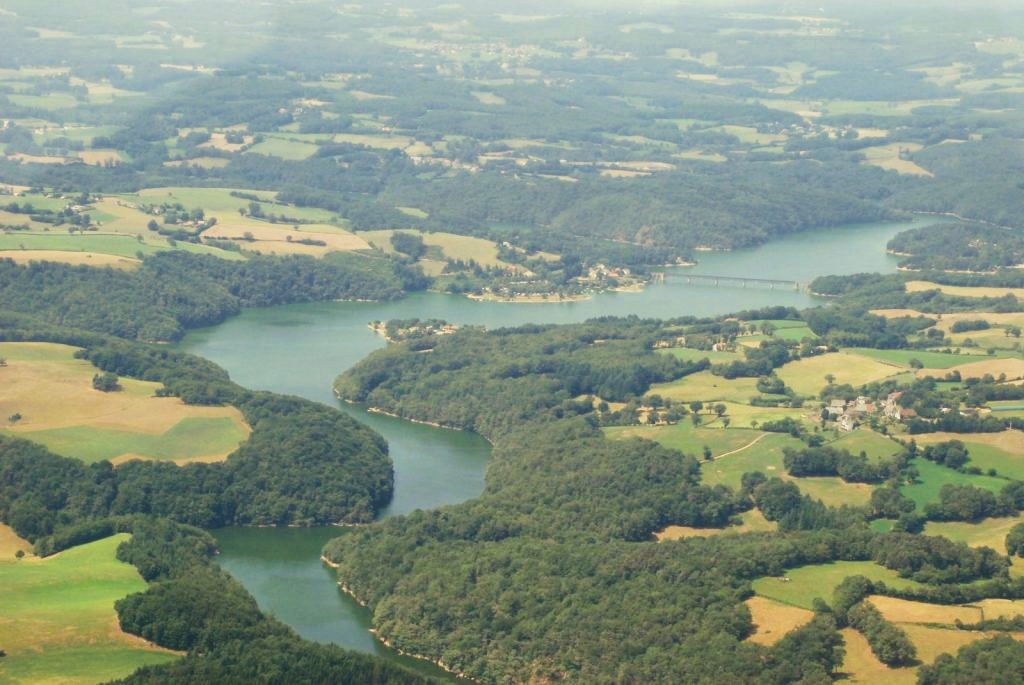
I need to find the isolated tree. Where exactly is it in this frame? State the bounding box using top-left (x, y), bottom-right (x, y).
top-left (702, 445), bottom-right (712, 461)
top-left (721, 417), bottom-right (731, 429)
top-left (689, 401), bottom-right (703, 414)
top-left (92, 372), bottom-right (120, 392)
top-left (714, 403), bottom-right (727, 418)
top-left (824, 373), bottom-right (836, 386)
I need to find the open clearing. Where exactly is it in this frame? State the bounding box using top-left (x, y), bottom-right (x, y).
top-left (656, 509), bottom-right (776, 541)
top-left (0, 249), bottom-right (140, 269)
top-left (744, 597), bottom-right (814, 646)
top-left (777, 352), bottom-right (902, 396)
top-left (906, 280), bottom-right (1024, 300)
top-left (753, 561), bottom-right (922, 610)
top-left (0, 342), bottom-right (250, 465)
top-left (859, 142), bottom-right (933, 176)
top-left (0, 534), bottom-right (177, 684)
top-left (361, 229), bottom-right (556, 270)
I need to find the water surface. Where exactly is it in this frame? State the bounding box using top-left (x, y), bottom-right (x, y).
top-left (183, 216), bottom-right (937, 673)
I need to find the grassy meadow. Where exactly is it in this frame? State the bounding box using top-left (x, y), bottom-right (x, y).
top-left (0, 531), bottom-right (178, 684)
top-left (0, 342), bottom-right (250, 465)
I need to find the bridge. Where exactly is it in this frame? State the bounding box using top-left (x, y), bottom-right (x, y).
top-left (662, 272), bottom-right (807, 291)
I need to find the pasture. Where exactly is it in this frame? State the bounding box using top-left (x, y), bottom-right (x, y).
top-left (776, 351), bottom-right (903, 396)
top-left (925, 514), bottom-right (1023, 554)
top-left (0, 342), bottom-right (250, 465)
top-left (917, 357), bottom-right (1024, 382)
top-left (829, 429), bottom-right (903, 460)
top-left (752, 561), bottom-right (922, 610)
top-left (246, 136), bottom-right (320, 160)
top-left (202, 222), bottom-right (369, 257)
top-left (848, 347), bottom-right (990, 369)
top-left (659, 347), bottom-right (744, 364)
top-left (649, 370), bottom-right (762, 403)
top-left (0, 231), bottom-right (243, 261)
top-left (905, 280), bottom-right (1024, 300)
top-left (913, 431), bottom-right (1024, 480)
top-left (0, 534), bottom-right (177, 684)
top-left (859, 142), bottom-right (932, 176)
top-left (900, 458), bottom-right (1008, 508)
top-left (744, 597), bottom-right (813, 646)
top-left (838, 627), bottom-right (911, 685)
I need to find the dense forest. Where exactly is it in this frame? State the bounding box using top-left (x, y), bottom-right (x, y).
top-left (0, 311), bottom-right (394, 529)
top-left (888, 223), bottom-right (1024, 272)
top-left (327, 310), bottom-right (1024, 683)
top-left (0, 251), bottom-right (420, 342)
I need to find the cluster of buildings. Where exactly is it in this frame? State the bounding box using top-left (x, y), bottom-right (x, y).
top-left (826, 392), bottom-right (918, 432)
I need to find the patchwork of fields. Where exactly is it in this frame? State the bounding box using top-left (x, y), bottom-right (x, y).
top-left (0, 342), bottom-right (250, 465)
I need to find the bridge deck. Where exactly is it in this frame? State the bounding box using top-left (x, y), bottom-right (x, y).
top-left (664, 273), bottom-right (807, 290)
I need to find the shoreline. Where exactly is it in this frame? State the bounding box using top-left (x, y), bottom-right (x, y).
top-left (321, 561), bottom-right (480, 683)
top-left (335, 395), bottom-right (495, 446)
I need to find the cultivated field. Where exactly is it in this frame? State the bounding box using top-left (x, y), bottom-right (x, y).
top-left (0, 533), bottom-right (177, 684)
top-left (776, 351), bottom-right (902, 396)
top-left (829, 429), bottom-right (903, 460)
top-left (0, 342), bottom-right (250, 465)
top-left (917, 357), bottom-right (1024, 381)
top-left (202, 222), bottom-right (370, 257)
top-left (0, 249), bottom-right (140, 269)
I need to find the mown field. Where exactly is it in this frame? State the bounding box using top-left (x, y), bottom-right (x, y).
top-left (0, 342), bottom-right (250, 465)
top-left (752, 561), bottom-right (923, 610)
top-left (900, 458), bottom-right (1009, 508)
top-left (776, 351), bottom-right (902, 396)
top-left (0, 530), bottom-right (178, 684)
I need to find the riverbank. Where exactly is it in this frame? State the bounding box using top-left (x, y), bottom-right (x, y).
top-left (322, 560), bottom-right (479, 682)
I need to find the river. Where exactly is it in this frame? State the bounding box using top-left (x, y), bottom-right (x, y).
top-left (179, 217), bottom-right (934, 677)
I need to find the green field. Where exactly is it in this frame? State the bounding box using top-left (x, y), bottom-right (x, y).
top-left (830, 429), bottom-right (903, 461)
top-left (247, 136), bottom-right (320, 160)
top-left (660, 347), bottom-right (744, 364)
top-left (0, 232), bottom-right (244, 260)
top-left (900, 458), bottom-right (1009, 508)
top-left (777, 351), bottom-right (903, 396)
top-left (649, 370), bottom-right (762, 403)
top-left (605, 422), bottom-right (768, 461)
top-left (0, 534), bottom-right (177, 684)
top-left (850, 347), bottom-right (1009, 369)
top-left (131, 187), bottom-right (336, 223)
top-left (17, 416), bottom-right (249, 465)
top-left (753, 561), bottom-right (923, 610)
top-left (925, 515), bottom-right (1023, 555)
